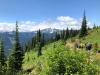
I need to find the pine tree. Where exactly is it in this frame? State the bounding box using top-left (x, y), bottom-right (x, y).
top-left (41, 33), bottom-right (45, 47)
top-left (0, 39), bottom-right (5, 66)
top-left (93, 24), bottom-right (96, 29)
top-left (8, 21), bottom-right (24, 73)
top-left (0, 39), bottom-right (6, 75)
top-left (69, 28), bottom-right (73, 37)
top-left (25, 43), bottom-right (28, 52)
top-left (31, 36), bottom-right (36, 49)
top-left (55, 32), bottom-right (60, 41)
top-left (36, 29), bottom-right (41, 43)
top-left (36, 29), bottom-right (42, 57)
top-left (59, 30), bottom-right (64, 40)
top-left (31, 37), bottom-right (35, 48)
top-left (64, 28), bottom-right (69, 40)
top-left (37, 42), bottom-right (42, 57)
top-left (79, 11), bottom-right (87, 37)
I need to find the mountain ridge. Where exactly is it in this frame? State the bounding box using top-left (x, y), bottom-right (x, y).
top-left (0, 28), bottom-right (60, 55)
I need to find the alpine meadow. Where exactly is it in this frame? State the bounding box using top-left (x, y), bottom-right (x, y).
top-left (0, 0), bottom-right (100, 75)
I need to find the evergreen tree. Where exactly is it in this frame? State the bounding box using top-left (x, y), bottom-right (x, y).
top-left (31, 37), bottom-right (36, 48)
top-left (8, 21), bottom-right (24, 73)
top-left (41, 33), bottom-right (45, 47)
top-left (55, 32), bottom-right (57, 41)
top-left (36, 29), bottom-right (41, 43)
top-left (0, 39), bottom-right (5, 66)
top-left (0, 39), bottom-right (6, 75)
top-left (93, 24), bottom-right (96, 29)
top-left (55, 32), bottom-right (60, 41)
top-left (25, 43), bottom-right (28, 52)
top-left (37, 42), bottom-right (42, 57)
top-left (69, 28), bottom-right (73, 37)
top-left (36, 29), bottom-right (42, 57)
top-left (59, 29), bottom-right (65, 40)
top-left (25, 42), bottom-right (30, 51)
top-left (79, 11), bottom-right (87, 37)
top-left (64, 28), bottom-right (69, 40)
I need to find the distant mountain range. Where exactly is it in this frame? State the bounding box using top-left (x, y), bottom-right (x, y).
top-left (0, 28), bottom-right (60, 55)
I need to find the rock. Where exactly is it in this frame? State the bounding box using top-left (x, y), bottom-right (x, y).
top-left (86, 43), bottom-right (92, 50)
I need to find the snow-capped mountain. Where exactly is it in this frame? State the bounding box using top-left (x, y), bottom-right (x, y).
top-left (41, 28), bottom-right (60, 33)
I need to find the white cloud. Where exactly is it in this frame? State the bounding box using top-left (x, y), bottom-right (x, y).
top-left (57, 16), bottom-right (79, 25)
top-left (57, 16), bottom-right (76, 22)
top-left (0, 16), bottom-right (92, 32)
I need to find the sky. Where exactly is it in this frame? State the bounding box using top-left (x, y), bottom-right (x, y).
top-left (0, 0), bottom-right (99, 32)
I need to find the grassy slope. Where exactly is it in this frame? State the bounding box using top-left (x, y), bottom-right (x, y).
top-left (83, 27), bottom-right (100, 44)
top-left (69, 27), bottom-right (100, 70)
top-left (22, 41), bottom-right (65, 74)
top-left (83, 28), bottom-right (100, 66)
top-left (22, 28), bottom-right (100, 75)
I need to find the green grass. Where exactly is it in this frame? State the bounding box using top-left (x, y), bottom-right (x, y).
top-left (22, 40), bottom-right (65, 73)
top-left (23, 50), bottom-right (38, 71)
top-left (22, 40), bottom-right (99, 75)
top-left (22, 28), bottom-right (100, 75)
top-left (82, 28), bottom-right (100, 44)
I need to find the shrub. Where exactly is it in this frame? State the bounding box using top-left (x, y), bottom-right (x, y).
top-left (34, 43), bottom-right (99, 75)
top-left (94, 43), bottom-right (99, 53)
top-left (23, 41), bottom-right (99, 75)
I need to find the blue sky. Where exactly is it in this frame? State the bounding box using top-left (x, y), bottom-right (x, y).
top-left (0, 0), bottom-right (99, 31)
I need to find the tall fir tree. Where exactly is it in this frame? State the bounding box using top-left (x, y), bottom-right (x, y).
top-left (60, 30), bottom-right (65, 39)
top-left (41, 33), bottom-right (45, 47)
top-left (37, 42), bottom-right (42, 57)
top-left (31, 37), bottom-right (36, 49)
top-left (70, 28), bottom-right (74, 37)
top-left (79, 11), bottom-right (87, 37)
top-left (8, 21), bottom-right (24, 73)
top-left (0, 38), bottom-right (6, 75)
top-left (55, 32), bottom-right (60, 41)
top-left (0, 39), bottom-right (5, 66)
top-left (25, 43), bottom-right (28, 52)
top-left (36, 29), bottom-right (41, 43)
top-left (93, 23), bottom-right (96, 29)
top-left (36, 29), bottom-right (42, 57)
top-left (64, 28), bottom-right (69, 40)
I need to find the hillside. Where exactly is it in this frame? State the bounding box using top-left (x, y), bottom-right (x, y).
top-left (20, 27), bottom-right (100, 75)
top-left (83, 27), bottom-right (100, 44)
top-left (22, 40), bottom-right (99, 75)
top-left (66, 27), bottom-right (100, 49)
